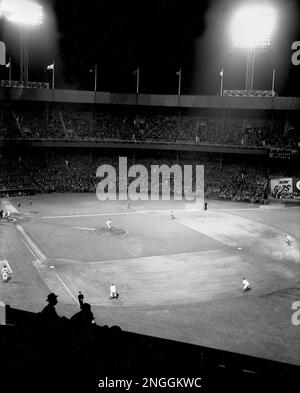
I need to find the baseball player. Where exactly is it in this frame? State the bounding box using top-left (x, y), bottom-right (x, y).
top-left (1, 265), bottom-right (9, 283)
top-left (170, 210), bottom-right (175, 220)
top-left (78, 291), bottom-right (84, 309)
top-left (286, 234), bottom-right (292, 246)
top-left (242, 278), bottom-right (251, 292)
top-left (4, 211), bottom-right (11, 221)
top-left (106, 218), bottom-right (112, 230)
top-left (110, 283), bottom-right (118, 299)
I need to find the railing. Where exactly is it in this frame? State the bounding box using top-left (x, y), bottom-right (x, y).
top-left (0, 136), bottom-right (269, 150)
top-left (0, 187), bottom-right (35, 197)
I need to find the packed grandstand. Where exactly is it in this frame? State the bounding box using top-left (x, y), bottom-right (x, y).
top-left (0, 98), bottom-right (299, 202)
top-left (1, 102), bottom-right (299, 148)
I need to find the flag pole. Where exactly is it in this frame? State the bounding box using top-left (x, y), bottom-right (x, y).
top-left (220, 67), bottom-right (224, 96)
top-left (178, 68), bottom-right (181, 96)
top-left (8, 57), bottom-right (11, 86)
top-left (52, 61), bottom-right (55, 89)
top-left (137, 67), bottom-right (139, 95)
top-left (271, 68), bottom-right (275, 96)
top-left (94, 63), bottom-right (97, 92)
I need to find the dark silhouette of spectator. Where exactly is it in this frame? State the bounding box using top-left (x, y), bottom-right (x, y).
top-left (40, 293), bottom-right (61, 326)
top-left (70, 303), bottom-right (95, 329)
top-left (78, 291), bottom-right (84, 309)
top-left (37, 293), bottom-right (69, 384)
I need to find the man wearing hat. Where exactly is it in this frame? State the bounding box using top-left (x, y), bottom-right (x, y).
top-left (40, 293), bottom-right (61, 323)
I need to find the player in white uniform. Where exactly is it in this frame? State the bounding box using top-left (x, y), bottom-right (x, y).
top-left (242, 278), bottom-right (251, 292)
top-left (106, 218), bottom-right (112, 230)
top-left (110, 283), bottom-right (118, 299)
top-left (170, 210), bottom-right (175, 220)
top-left (1, 265), bottom-right (9, 283)
top-left (286, 234), bottom-right (292, 246)
top-left (3, 211), bottom-right (11, 221)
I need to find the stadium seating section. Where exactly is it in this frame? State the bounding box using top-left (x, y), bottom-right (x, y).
top-left (0, 103), bottom-right (299, 149)
top-left (0, 153), bottom-right (267, 202)
top-left (0, 103), bottom-right (299, 201)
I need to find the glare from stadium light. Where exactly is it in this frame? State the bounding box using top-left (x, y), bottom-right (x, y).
top-left (231, 4), bottom-right (276, 48)
top-left (0, 0), bottom-right (43, 26)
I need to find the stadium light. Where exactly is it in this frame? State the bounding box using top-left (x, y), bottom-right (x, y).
top-left (0, 0), bottom-right (43, 83)
top-left (0, 0), bottom-right (43, 26)
top-left (230, 4), bottom-right (276, 91)
top-left (231, 4), bottom-right (276, 49)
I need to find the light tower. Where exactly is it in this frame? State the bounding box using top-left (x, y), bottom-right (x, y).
top-left (20, 25), bottom-right (29, 82)
top-left (1, 0), bottom-right (43, 83)
top-left (231, 4), bottom-right (276, 91)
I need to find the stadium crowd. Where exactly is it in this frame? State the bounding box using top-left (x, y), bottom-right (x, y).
top-left (0, 153), bottom-right (267, 202)
top-left (0, 104), bottom-right (299, 149)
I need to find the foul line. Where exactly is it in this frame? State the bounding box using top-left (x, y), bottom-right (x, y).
top-left (54, 272), bottom-right (78, 304)
top-left (21, 239), bottom-right (43, 266)
top-left (16, 224), bottom-right (46, 262)
top-left (16, 224), bottom-right (77, 304)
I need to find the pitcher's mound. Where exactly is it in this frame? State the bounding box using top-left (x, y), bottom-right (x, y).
top-left (97, 227), bottom-right (128, 236)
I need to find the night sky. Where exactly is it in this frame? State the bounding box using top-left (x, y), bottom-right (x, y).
top-left (1, 0), bottom-right (300, 96)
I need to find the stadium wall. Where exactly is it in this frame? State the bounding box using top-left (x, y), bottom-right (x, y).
top-left (1, 88), bottom-right (300, 110)
top-left (0, 139), bottom-right (269, 155)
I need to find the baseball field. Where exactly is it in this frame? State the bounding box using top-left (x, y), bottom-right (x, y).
top-left (0, 193), bottom-right (299, 365)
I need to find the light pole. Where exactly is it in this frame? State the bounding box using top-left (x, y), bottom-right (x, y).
top-left (20, 25), bottom-right (29, 82)
top-left (231, 5), bottom-right (276, 91)
top-left (1, 0), bottom-right (43, 83)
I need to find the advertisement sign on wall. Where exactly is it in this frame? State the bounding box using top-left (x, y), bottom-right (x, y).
top-left (270, 178), bottom-right (293, 198)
